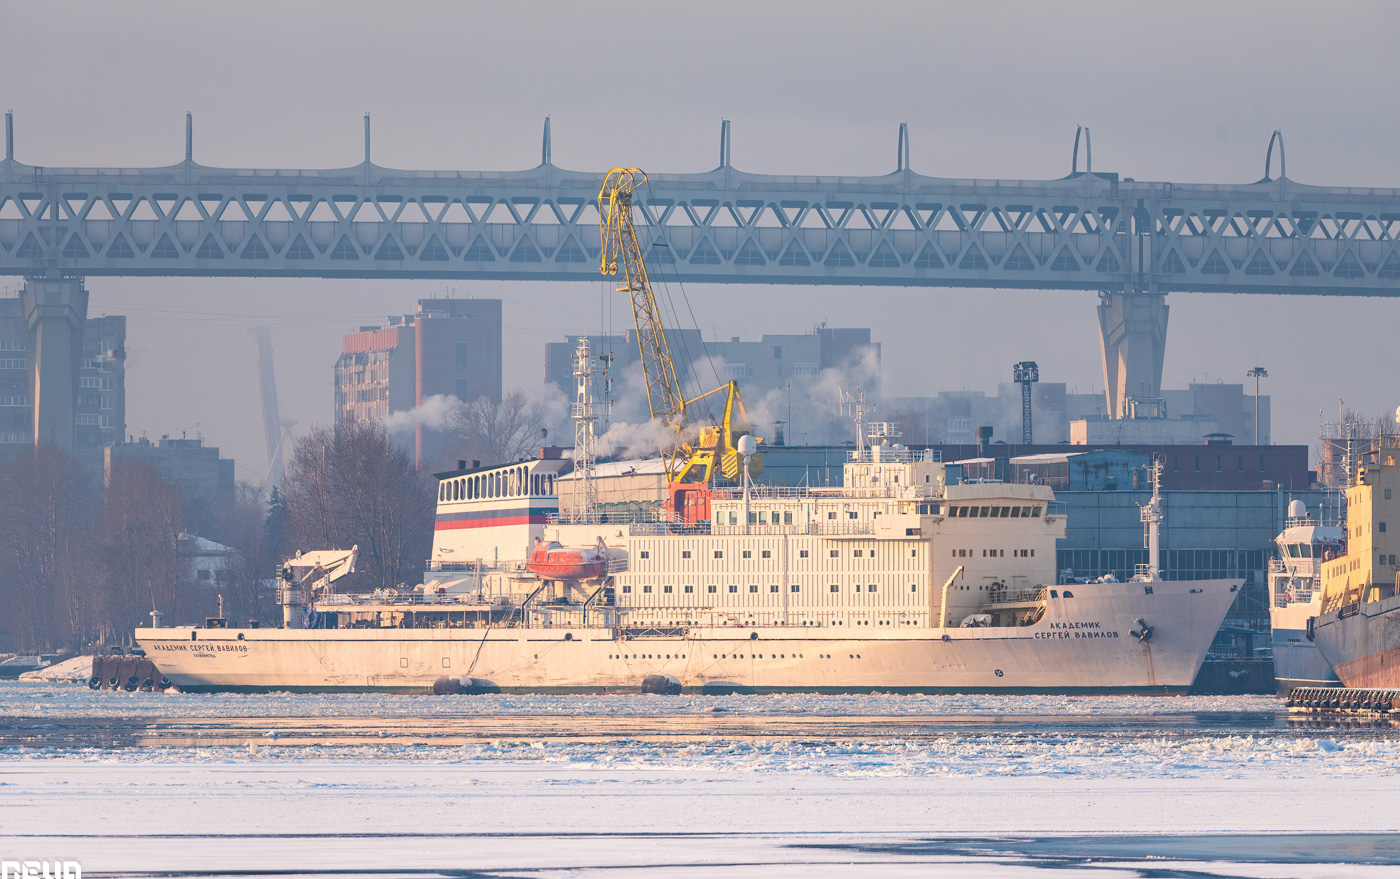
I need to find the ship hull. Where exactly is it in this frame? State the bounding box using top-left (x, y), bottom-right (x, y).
top-left (137, 578), bottom-right (1240, 694)
top-left (1312, 595), bottom-right (1400, 689)
top-left (1269, 601), bottom-right (1341, 696)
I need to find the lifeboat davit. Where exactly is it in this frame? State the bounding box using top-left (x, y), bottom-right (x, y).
top-left (526, 540), bottom-right (608, 581)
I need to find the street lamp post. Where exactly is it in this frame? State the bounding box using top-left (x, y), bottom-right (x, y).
top-left (1246, 366), bottom-right (1268, 445)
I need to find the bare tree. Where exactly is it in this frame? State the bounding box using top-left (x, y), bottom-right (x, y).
top-left (445, 390), bottom-right (549, 467)
top-left (0, 447), bottom-right (98, 651)
top-left (281, 420), bottom-right (434, 591)
top-left (101, 461), bottom-right (191, 638)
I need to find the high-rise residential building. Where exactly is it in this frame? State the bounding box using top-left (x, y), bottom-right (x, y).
top-left (335, 298), bottom-right (502, 464)
top-left (0, 297), bottom-right (126, 452)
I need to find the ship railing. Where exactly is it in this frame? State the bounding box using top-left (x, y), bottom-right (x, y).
top-left (606, 557), bottom-right (629, 574)
top-left (846, 448), bottom-right (942, 464)
top-left (314, 591), bottom-right (498, 608)
top-left (984, 586), bottom-right (1047, 605)
top-left (711, 522), bottom-right (878, 537)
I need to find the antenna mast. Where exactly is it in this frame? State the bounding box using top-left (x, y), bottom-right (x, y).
top-left (1138, 457), bottom-right (1163, 581)
top-left (840, 387), bottom-right (873, 456)
top-left (571, 337), bottom-right (598, 523)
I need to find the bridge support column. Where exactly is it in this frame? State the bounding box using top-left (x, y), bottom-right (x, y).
top-left (1097, 291), bottom-right (1167, 419)
top-left (21, 277), bottom-right (88, 449)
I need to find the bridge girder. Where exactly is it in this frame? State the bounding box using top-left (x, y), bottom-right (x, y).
top-left (2, 155), bottom-right (1400, 295)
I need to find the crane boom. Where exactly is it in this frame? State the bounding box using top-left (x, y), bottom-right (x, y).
top-left (598, 167), bottom-right (762, 494)
top-left (599, 169), bottom-right (688, 475)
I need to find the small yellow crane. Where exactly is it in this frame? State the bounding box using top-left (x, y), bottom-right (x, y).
top-left (598, 168), bottom-right (761, 495)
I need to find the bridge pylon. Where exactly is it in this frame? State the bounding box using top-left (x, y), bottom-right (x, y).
top-left (1097, 290), bottom-right (1168, 420)
top-left (21, 276), bottom-right (87, 450)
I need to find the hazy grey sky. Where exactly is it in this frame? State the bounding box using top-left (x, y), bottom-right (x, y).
top-left (4, 1), bottom-right (1399, 477)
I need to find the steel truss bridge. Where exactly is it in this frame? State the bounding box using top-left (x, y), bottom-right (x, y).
top-left (2, 114), bottom-right (1398, 447)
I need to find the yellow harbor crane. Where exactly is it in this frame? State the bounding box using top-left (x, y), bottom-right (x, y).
top-left (597, 168), bottom-right (762, 491)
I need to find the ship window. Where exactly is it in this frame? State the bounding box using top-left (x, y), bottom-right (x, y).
top-left (442, 657), bottom-right (450, 668)
top-left (643, 585), bottom-right (652, 593)
top-left (664, 585), bottom-right (673, 593)
top-left (854, 550), bottom-right (863, 557)
top-left (980, 507), bottom-right (991, 517)
top-left (715, 551), bottom-right (723, 559)
top-left (1030, 549), bottom-right (1034, 556)
top-left (791, 584), bottom-right (800, 592)
top-left (848, 511), bottom-right (858, 520)
top-left (855, 584), bottom-right (861, 592)
top-left (1063, 591), bottom-right (1074, 598)
top-left (868, 584), bottom-right (877, 592)
top-left (830, 550), bottom-right (839, 558)
top-left (1010, 506), bottom-right (1021, 517)
top-left (749, 585), bottom-right (758, 593)
top-left (742, 550), bottom-right (752, 559)
top-left (622, 585), bottom-right (632, 593)
top-left (707, 585), bottom-right (717, 593)
top-left (399, 657), bottom-right (408, 668)
top-left (682, 551), bottom-right (691, 559)
top-left (911, 584), bottom-right (917, 592)
top-left (770, 584), bottom-right (779, 592)
top-left (830, 584), bottom-right (839, 592)
top-left (729, 585), bottom-right (738, 593)
top-left (640, 551), bottom-right (650, 559)
top-left (684, 585), bottom-right (693, 593)
top-left (1031, 507), bottom-right (1042, 517)
top-left (784, 512), bottom-right (793, 524)
top-left (799, 550), bottom-right (809, 558)
top-left (1050, 590), bottom-right (1058, 598)
top-left (758, 512), bottom-right (768, 524)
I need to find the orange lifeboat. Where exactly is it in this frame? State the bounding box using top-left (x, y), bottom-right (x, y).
top-left (526, 539), bottom-right (608, 581)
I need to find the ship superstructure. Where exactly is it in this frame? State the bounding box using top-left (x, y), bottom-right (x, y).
top-left (1267, 499), bottom-right (1345, 694)
top-left (1310, 453), bottom-right (1400, 688)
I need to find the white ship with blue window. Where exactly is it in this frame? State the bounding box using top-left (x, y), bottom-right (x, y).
top-left (135, 441), bottom-right (1243, 694)
top-left (1267, 499), bottom-right (1345, 695)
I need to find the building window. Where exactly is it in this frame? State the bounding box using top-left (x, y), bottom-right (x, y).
top-left (1259, 455), bottom-right (1266, 472)
top-left (1380, 522), bottom-right (1387, 533)
top-left (1216, 455), bottom-right (1222, 472)
top-left (1237, 455), bottom-right (1244, 472)
top-left (1194, 455), bottom-right (1200, 472)
top-left (773, 346), bottom-right (783, 359)
top-left (455, 342), bottom-right (470, 368)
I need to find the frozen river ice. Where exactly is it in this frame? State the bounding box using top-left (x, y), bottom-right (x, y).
top-left (2, 681), bottom-right (1399, 877)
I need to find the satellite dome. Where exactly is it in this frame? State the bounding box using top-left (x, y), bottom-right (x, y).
top-left (1287, 499), bottom-right (1307, 519)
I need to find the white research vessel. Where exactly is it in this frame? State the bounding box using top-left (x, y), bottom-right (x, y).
top-left (136, 440), bottom-right (1243, 694)
top-left (1267, 499), bottom-right (1345, 695)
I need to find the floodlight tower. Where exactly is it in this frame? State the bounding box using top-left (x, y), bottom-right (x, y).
top-left (1013, 361), bottom-right (1040, 445)
top-left (1246, 365), bottom-right (1268, 445)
